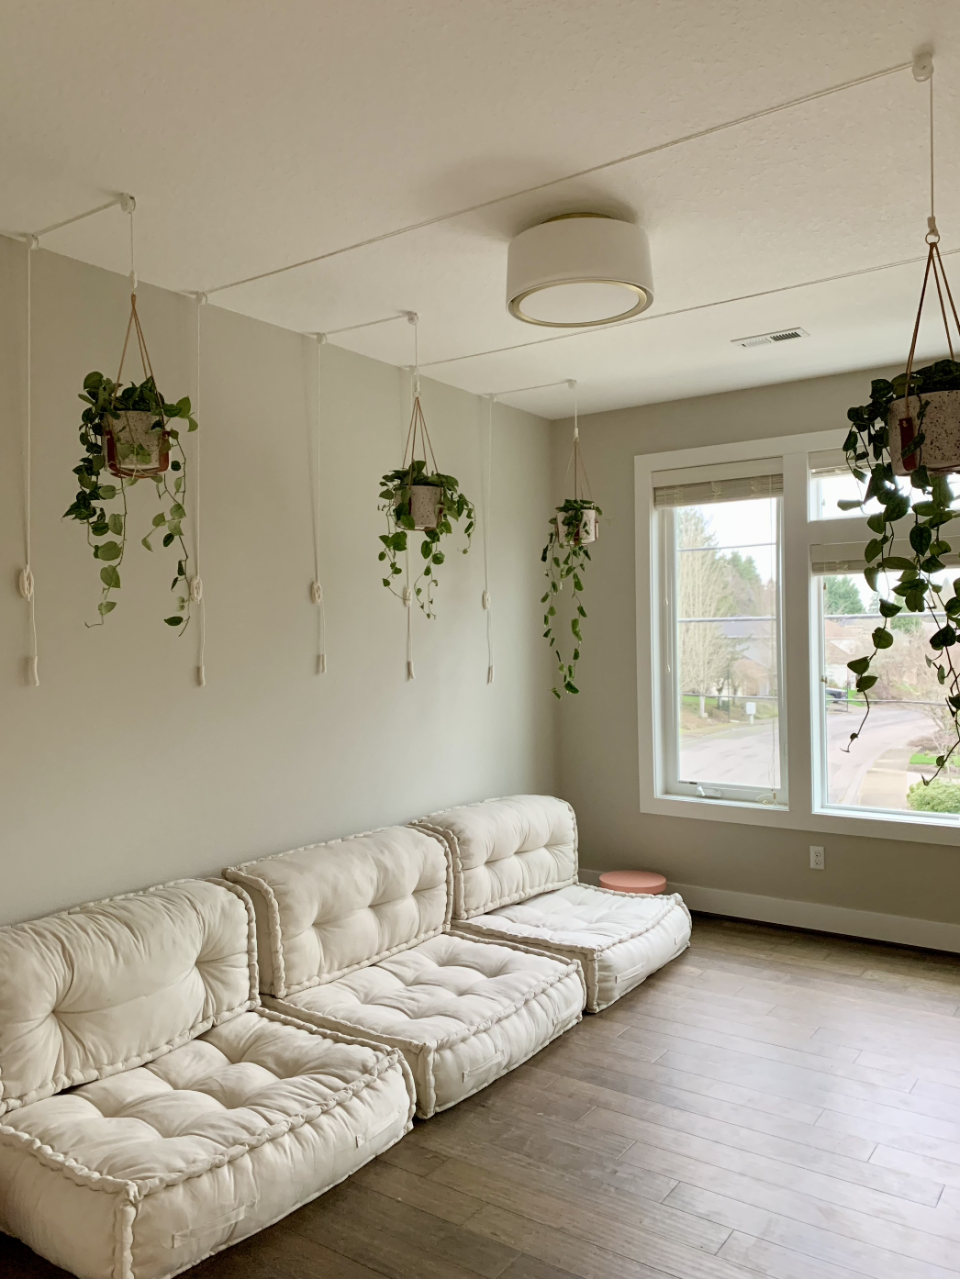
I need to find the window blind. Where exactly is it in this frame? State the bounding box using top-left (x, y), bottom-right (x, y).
top-left (808, 449), bottom-right (851, 480)
top-left (811, 542), bottom-right (960, 574)
top-left (653, 471), bottom-right (783, 509)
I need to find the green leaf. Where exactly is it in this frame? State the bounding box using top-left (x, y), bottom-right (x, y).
top-left (872, 627), bottom-right (893, 649)
top-left (883, 494), bottom-right (911, 521)
top-left (883, 556), bottom-right (916, 571)
top-left (163, 616), bottom-right (183, 626)
top-left (878, 598), bottom-right (901, 618)
top-left (837, 498), bottom-right (864, 511)
top-left (847, 656), bottom-right (870, 675)
top-left (99, 566), bottom-right (121, 589)
top-left (169, 503), bottom-right (186, 520)
top-left (97, 541), bottom-right (122, 561)
top-left (107, 514), bottom-right (123, 535)
top-left (162, 532), bottom-right (174, 547)
top-left (142, 537), bottom-right (153, 551)
top-left (152, 512), bottom-right (167, 527)
top-left (98, 484), bottom-right (117, 500)
top-left (866, 513), bottom-right (887, 535)
top-left (98, 600), bottom-right (117, 615)
top-left (857, 675), bottom-right (878, 691)
top-left (864, 538), bottom-right (884, 563)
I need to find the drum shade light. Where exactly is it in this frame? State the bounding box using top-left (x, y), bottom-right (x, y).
top-left (506, 214), bottom-right (654, 327)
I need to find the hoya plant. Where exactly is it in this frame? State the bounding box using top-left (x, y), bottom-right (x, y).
top-left (378, 457), bottom-right (475, 619)
top-left (64, 371), bottom-right (198, 628)
top-left (541, 497), bottom-right (601, 698)
top-left (841, 358), bottom-right (960, 775)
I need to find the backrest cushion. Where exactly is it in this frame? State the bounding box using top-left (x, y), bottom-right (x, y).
top-left (0, 879), bottom-right (257, 1115)
top-left (223, 826), bottom-right (451, 997)
top-left (414, 795), bottom-right (578, 918)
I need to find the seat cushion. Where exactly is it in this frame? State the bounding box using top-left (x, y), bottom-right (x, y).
top-left (265, 933), bottom-right (585, 1117)
top-left (454, 885), bottom-right (692, 1012)
top-left (0, 1010), bottom-right (414, 1279)
top-left (414, 795), bottom-right (578, 919)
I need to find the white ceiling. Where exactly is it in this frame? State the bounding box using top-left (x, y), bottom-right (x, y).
top-left (2, 1), bottom-right (958, 418)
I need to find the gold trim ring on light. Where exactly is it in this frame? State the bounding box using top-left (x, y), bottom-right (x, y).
top-left (508, 278), bottom-right (652, 328)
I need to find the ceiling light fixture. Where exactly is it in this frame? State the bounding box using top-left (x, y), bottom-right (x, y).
top-left (506, 214), bottom-right (654, 327)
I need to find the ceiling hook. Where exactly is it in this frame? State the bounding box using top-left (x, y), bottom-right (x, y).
top-left (913, 49), bottom-right (933, 82)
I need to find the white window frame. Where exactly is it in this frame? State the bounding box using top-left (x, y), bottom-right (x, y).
top-left (656, 492), bottom-right (787, 806)
top-left (636, 429), bottom-right (960, 846)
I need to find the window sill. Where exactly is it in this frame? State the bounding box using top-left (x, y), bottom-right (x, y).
top-left (640, 788), bottom-right (960, 846)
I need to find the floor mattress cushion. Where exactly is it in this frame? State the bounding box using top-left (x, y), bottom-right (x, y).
top-left (264, 932), bottom-right (586, 1117)
top-left (0, 1009), bottom-right (414, 1279)
top-left (454, 884), bottom-right (692, 1012)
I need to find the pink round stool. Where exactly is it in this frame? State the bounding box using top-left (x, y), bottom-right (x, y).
top-left (599, 870), bottom-right (667, 895)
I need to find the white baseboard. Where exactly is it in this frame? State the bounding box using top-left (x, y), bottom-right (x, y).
top-left (670, 882), bottom-right (960, 954)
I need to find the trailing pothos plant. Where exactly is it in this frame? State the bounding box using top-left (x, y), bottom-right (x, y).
top-left (377, 395), bottom-right (475, 619)
top-left (541, 424), bottom-right (600, 698)
top-left (64, 371), bottom-right (198, 628)
top-left (842, 358), bottom-right (960, 777)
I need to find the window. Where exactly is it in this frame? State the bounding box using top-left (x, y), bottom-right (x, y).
top-left (815, 564), bottom-right (960, 820)
top-left (655, 465), bottom-right (785, 806)
top-left (636, 429), bottom-right (960, 845)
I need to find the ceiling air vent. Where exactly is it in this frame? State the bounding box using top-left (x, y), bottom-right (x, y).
top-left (733, 327), bottom-right (809, 349)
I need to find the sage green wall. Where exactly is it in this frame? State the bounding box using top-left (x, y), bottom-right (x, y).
top-left (0, 237), bottom-right (556, 924)
top-left (555, 367), bottom-right (960, 929)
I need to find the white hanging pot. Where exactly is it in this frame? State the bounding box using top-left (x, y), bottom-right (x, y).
top-left (409, 484), bottom-right (444, 531)
top-left (105, 410), bottom-right (170, 478)
top-left (555, 506), bottom-right (598, 546)
top-left (888, 390), bottom-right (960, 476)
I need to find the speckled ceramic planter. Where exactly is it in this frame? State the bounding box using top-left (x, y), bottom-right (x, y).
top-left (888, 389), bottom-right (960, 476)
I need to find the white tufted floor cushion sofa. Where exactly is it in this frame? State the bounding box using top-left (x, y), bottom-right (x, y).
top-left (413, 795), bottom-right (692, 1013)
top-left (223, 825), bottom-right (586, 1118)
top-left (0, 879), bottom-right (415, 1279)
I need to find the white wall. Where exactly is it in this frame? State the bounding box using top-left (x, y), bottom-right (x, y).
top-left (0, 238), bottom-right (557, 924)
top-left (554, 367), bottom-right (960, 942)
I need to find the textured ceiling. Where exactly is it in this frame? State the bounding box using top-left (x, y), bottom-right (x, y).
top-left (1, 0), bottom-right (958, 417)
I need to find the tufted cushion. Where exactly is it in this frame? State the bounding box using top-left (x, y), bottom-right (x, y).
top-left (456, 885), bottom-right (693, 1012)
top-left (0, 881), bottom-right (256, 1117)
top-left (266, 933), bottom-right (586, 1116)
top-left (414, 795), bottom-right (578, 918)
top-left (0, 1009), bottom-right (414, 1279)
top-left (224, 827), bottom-right (451, 996)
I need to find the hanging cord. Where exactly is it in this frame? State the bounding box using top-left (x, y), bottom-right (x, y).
top-left (403, 315), bottom-right (420, 680)
top-left (562, 381), bottom-right (594, 501)
top-left (193, 294), bottom-right (207, 685)
top-left (903, 55), bottom-right (960, 414)
top-left (311, 335), bottom-right (328, 673)
top-left (19, 235), bottom-right (39, 686)
top-left (479, 396), bottom-right (495, 684)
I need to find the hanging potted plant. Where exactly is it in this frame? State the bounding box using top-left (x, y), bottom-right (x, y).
top-left (378, 390), bottom-right (475, 619)
top-left (63, 293), bottom-right (198, 628)
top-left (541, 424), bottom-right (601, 698)
top-left (841, 216), bottom-right (960, 777)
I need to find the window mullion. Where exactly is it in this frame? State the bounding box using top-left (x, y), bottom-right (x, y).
top-left (782, 452), bottom-right (812, 817)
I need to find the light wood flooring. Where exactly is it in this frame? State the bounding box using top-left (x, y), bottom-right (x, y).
top-left (5, 913), bottom-right (960, 1279)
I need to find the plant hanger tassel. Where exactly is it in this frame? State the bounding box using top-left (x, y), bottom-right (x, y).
top-left (312, 334), bottom-right (328, 674)
top-left (20, 234), bottom-right (39, 686)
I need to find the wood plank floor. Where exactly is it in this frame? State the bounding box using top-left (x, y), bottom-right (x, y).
top-left (4, 913), bottom-right (960, 1279)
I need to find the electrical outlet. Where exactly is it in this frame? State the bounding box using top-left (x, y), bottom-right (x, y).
top-left (810, 845), bottom-right (825, 870)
